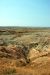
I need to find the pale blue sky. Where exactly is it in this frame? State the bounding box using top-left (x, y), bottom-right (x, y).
top-left (0, 0), bottom-right (50, 27)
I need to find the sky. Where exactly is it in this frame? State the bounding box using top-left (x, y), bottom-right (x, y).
top-left (0, 0), bottom-right (50, 27)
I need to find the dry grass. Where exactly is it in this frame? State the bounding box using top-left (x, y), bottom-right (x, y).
top-left (0, 27), bottom-right (50, 75)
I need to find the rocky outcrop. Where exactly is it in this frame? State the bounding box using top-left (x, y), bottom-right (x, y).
top-left (0, 44), bottom-right (29, 65)
top-left (27, 48), bottom-right (49, 63)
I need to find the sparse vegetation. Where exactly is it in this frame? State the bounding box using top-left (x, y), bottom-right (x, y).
top-left (3, 68), bottom-right (16, 75)
top-left (0, 27), bottom-right (50, 75)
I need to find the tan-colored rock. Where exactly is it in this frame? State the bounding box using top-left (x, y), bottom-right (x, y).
top-left (27, 48), bottom-right (49, 63)
top-left (27, 48), bottom-right (39, 61)
top-left (46, 48), bottom-right (50, 53)
top-left (6, 44), bottom-right (16, 53)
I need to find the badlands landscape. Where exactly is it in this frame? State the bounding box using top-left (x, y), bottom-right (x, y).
top-left (0, 27), bottom-right (50, 75)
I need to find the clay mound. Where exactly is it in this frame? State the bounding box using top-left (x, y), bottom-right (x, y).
top-left (0, 45), bottom-right (22, 58)
top-left (27, 48), bottom-right (49, 63)
top-left (0, 44), bottom-right (29, 65)
top-left (27, 48), bottom-right (39, 60)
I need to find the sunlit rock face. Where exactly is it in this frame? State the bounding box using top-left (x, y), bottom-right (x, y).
top-left (27, 48), bottom-right (39, 61)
